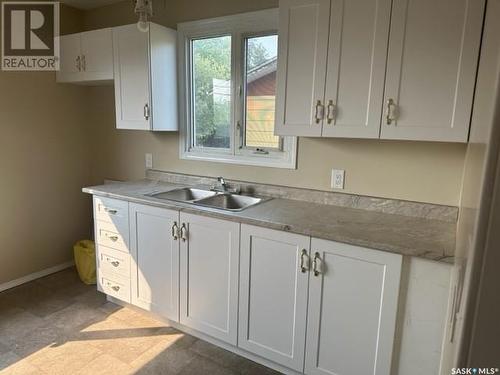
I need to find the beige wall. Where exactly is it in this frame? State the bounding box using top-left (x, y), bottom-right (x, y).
top-left (83, 0), bottom-right (467, 206)
top-left (0, 4), bottom-right (91, 285)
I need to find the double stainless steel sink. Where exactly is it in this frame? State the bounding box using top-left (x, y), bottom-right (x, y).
top-left (147, 187), bottom-right (268, 212)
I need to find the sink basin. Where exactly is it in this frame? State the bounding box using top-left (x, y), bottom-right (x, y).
top-left (194, 194), bottom-right (265, 211)
top-left (150, 188), bottom-right (216, 202)
top-left (147, 188), bottom-right (269, 211)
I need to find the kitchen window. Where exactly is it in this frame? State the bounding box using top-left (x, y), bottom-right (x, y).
top-left (178, 10), bottom-right (297, 169)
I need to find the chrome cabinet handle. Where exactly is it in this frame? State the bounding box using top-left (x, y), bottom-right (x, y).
top-left (314, 100), bottom-right (325, 124)
top-left (172, 222), bottom-right (179, 240)
top-left (107, 235), bottom-right (119, 242)
top-left (386, 98), bottom-right (397, 125)
top-left (144, 104), bottom-right (150, 120)
top-left (110, 261), bottom-right (120, 267)
top-left (313, 252), bottom-right (322, 277)
top-left (81, 55), bottom-right (86, 71)
top-left (76, 55), bottom-right (81, 71)
top-left (180, 223), bottom-right (187, 242)
top-left (326, 100), bottom-right (336, 124)
top-left (300, 249), bottom-right (309, 273)
top-left (111, 285), bottom-right (120, 292)
top-left (104, 208), bottom-right (117, 214)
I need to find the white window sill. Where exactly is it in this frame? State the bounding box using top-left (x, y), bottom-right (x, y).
top-left (180, 149), bottom-right (297, 169)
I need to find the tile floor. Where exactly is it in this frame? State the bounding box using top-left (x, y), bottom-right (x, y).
top-left (0, 268), bottom-right (281, 375)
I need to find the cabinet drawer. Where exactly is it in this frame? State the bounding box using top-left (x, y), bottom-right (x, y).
top-left (97, 245), bottom-right (130, 278)
top-left (95, 220), bottom-right (129, 253)
top-left (93, 196), bottom-right (129, 227)
top-left (98, 273), bottom-right (131, 303)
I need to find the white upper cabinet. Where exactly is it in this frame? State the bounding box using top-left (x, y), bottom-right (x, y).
top-left (129, 203), bottom-right (180, 322)
top-left (322, 0), bottom-right (392, 138)
top-left (80, 29), bottom-right (114, 81)
top-left (305, 239), bottom-right (402, 375)
top-left (276, 0), bottom-right (485, 142)
top-left (113, 23), bottom-right (178, 131)
top-left (113, 24), bottom-right (150, 130)
top-left (179, 213), bottom-right (240, 345)
top-left (58, 33), bottom-right (81, 82)
top-left (238, 225), bottom-right (310, 371)
top-left (275, 0), bottom-right (330, 136)
top-left (57, 28), bottom-right (113, 84)
top-left (381, 0), bottom-right (485, 142)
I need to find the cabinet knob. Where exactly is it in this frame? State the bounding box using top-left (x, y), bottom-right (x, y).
top-left (108, 235), bottom-right (119, 242)
top-left (111, 285), bottom-right (120, 292)
top-left (314, 100), bottom-right (325, 124)
top-left (300, 249), bottom-right (310, 273)
top-left (111, 261), bottom-right (120, 267)
top-left (386, 98), bottom-right (397, 125)
top-left (180, 223), bottom-right (188, 242)
top-left (76, 55), bottom-right (81, 71)
top-left (313, 252), bottom-right (322, 276)
top-left (172, 222), bottom-right (179, 240)
top-left (326, 100), bottom-right (336, 124)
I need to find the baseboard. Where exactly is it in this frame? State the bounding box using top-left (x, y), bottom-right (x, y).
top-left (0, 260), bottom-right (75, 293)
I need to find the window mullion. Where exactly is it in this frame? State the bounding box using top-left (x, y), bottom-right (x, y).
top-left (232, 32), bottom-right (243, 156)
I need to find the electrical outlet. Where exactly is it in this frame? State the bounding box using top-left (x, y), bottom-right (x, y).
top-left (145, 153), bottom-right (153, 169)
top-left (331, 169), bottom-right (345, 190)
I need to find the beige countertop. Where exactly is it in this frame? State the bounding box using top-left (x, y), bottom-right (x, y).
top-left (83, 179), bottom-right (456, 263)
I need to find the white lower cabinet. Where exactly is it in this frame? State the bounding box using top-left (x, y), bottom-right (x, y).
top-left (305, 239), bottom-right (402, 375)
top-left (179, 213), bottom-right (240, 345)
top-left (129, 203), bottom-right (180, 322)
top-left (92, 196), bottom-right (405, 374)
top-left (238, 225), bottom-right (310, 371)
top-left (93, 196), bottom-right (131, 305)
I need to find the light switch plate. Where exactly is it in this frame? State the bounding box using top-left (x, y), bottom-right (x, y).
top-left (145, 153), bottom-right (153, 169)
top-left (331, 169), bottom-right (345, 189)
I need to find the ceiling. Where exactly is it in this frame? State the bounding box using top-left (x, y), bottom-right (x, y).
top-left (60, 0), bottom-right (125, 10)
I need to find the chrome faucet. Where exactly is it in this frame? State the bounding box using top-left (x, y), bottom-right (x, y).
top-left (211, 176), bottom-right (240, 194)
top-left (217, 177), bottom-right (228, 192)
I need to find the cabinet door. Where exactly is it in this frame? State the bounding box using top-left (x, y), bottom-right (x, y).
top-left (305, 239), bottom-right (402, 375)
top-left (81, 28), bottom-right (113, 81)
top-left (113, 24), bottom-right (151, 130)
top-left (129, 203), bottom-right (180, 322)
top-left (179, 213), bottom-right (239, 345)
top-left (275, 0), bottom-right (331, 136)
top-left (239, 225), bottom-right (310, 371)
top-left (322, 0), bottom-right (391, 138)
top-left (381, 0), bottom-right (485, 142)
top-left (56, 33), bottom-right (81, 82)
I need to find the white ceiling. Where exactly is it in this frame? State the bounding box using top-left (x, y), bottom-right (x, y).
top-left (60, 0), bottom-right (125, 10)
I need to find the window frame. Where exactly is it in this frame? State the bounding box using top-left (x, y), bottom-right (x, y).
top-left (178, 9), bottom-right (297, 169)
top-left (239, 31), bottom-right (282, 153)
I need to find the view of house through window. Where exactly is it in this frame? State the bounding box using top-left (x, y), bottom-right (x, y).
top-left (192, 35), bottom-right (232, 149)
top-left (181, 12), bottom-right (296, 168)
top-left (244, 34), bottom-right (280, 149)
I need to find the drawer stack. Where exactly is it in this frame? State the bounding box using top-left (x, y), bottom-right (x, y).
top-left (93, 196), bottom-right (131, 303)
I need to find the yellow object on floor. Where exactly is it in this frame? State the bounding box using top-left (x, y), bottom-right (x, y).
top-left (74, 240), bottom-right (96, 285)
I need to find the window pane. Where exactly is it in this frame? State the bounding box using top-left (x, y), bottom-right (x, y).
top-left (192, 36), bottom-right (232, 149)
top-left (244, 34), bottom-right (279, 149)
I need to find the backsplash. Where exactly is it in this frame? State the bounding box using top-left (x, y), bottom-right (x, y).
top-left (146, 169), bottom-right (459, 223)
